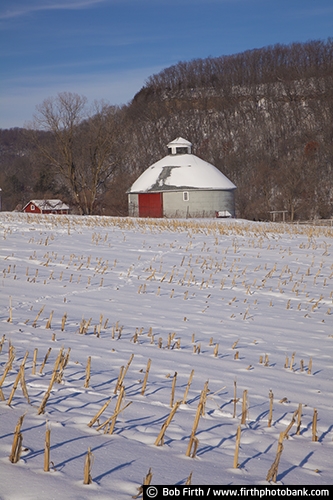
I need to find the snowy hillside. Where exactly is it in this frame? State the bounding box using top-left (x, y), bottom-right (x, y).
top-left (0, 213), bottom-right (332, 499)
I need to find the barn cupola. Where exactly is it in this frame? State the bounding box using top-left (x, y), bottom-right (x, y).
top-left (167, 137), bottom-right (192, 155)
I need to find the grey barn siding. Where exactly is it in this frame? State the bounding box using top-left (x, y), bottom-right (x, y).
top-left (163, 190), bottom-right (235, 218)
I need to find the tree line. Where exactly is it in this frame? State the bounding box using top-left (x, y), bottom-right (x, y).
top-left (0, 39), bottom-right (332, 220)
top-left (140, 39), bottom-right (333, 94)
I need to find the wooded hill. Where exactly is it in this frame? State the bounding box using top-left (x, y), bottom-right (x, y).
top-left (1, 39), bottom-right (332, 220)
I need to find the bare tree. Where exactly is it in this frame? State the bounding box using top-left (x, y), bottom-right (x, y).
top-left (31, 92), bottom-right (121, 214)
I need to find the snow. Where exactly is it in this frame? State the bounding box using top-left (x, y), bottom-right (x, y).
top-left (0, 212), bottom-right (332, 499)
top-left (167, 137), bottom-right (192, 147)
top-left (128, 154), bottom-right (236, 193)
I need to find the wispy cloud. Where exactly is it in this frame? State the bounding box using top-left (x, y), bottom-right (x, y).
top-left (0, 0), bottom-right (107, 20)
top-left (0, 0), bottom-right (233, 21)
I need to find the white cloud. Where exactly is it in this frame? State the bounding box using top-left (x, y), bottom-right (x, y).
top-left (0, 0), bottom-right (107, 20)
top-left (1, 0), bottom-right (227, 21)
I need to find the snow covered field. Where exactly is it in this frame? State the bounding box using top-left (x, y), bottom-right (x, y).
top-left (0, 213), bottom-right (332, 499)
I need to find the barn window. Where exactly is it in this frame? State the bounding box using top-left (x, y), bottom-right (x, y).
top-left (168, 144), bottom-right (191, 155)
top-left (31, 204), bottom-right (35, 211)
top-left (183, 191), bottom-right (189, 201)
top-left (176, 147), bottom-right (188, 155)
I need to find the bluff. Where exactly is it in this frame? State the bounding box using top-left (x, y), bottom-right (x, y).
top-left (1, 40), bottom-right (332, 220)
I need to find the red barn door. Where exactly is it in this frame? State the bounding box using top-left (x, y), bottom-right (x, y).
top-left (138, 193), bottom-right (163, 218)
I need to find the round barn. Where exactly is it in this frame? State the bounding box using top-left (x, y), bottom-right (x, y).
top-left (127, 137), bottom-right (236, 218)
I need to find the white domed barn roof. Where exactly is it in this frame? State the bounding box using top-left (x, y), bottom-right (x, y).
top-left (128, 137), bottom-right (236, 193)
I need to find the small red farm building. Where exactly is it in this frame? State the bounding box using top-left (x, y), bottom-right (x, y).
top-left (22, 199), bottom-right (69, 214)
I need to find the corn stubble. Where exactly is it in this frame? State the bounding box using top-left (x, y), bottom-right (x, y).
top-left (1, 214), bottom-right (331, 486)
top-left (83, 447), bottom-right (94, 484)
top-left (155, 400), bottom-right (182, 446)
top-left (9, 413), bottom-right (26, 464)
top-left (37, 348), bottom-right (64, 415)
top-left (233, 425), bottom-right (242, 468)
top-left (186, 382), bottom-right (209, 458)
top-left (44, 422), bottom-right (51, 472)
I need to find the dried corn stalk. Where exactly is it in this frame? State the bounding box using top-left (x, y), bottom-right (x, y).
top-left (182, 369), bottom-right (194, 404)
top-left (266, 432), bottom-right (284, 482)
top-left (37, 348), bottom-right (64, 415)
top-left (9, 413), bottom-right (26, 463)
top-left (170, 371), bottom-right (177, 407)
top-left (44, 422), bottom-right (51, 472)
top-left (88, 398), bottom-right (112, 428)
top-left (241, 390), bottom-right (248, 425)
top-left (141, 359), bottom-right (151, 396)
top-left (233, 425), bottom-right (241, 468)
top-left (84, 356), bottom-right (91, 388)
top-left (155, 400), bottom-right (181, 446)
top-left (268, 389), bottom-right (274, 427)
top-left (83, 447), bottom-right (94, 484)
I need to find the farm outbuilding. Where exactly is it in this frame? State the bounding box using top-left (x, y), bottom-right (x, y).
top-left (127, 137), bottom-right (236, 218)
top-left (22, 199), bottom-right (69, 214)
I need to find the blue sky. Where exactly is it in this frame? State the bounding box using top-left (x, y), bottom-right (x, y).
top-left (1, 0), bottom-right (332, 129)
